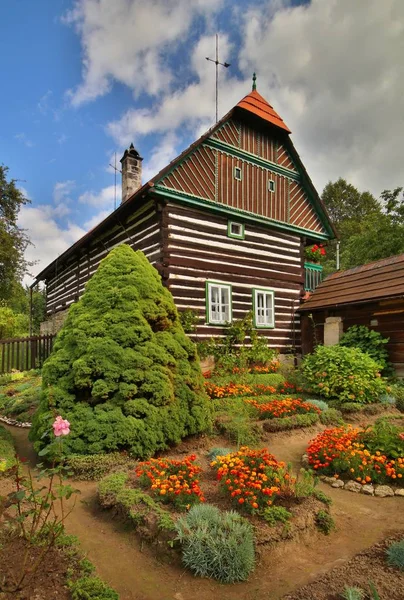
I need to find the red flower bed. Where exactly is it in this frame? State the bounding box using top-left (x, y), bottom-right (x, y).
top-left (246, 397), bottom-right (321, 419)
top-left (307, 426), bottom-right (404, 485)
top-left (135, 455), bottom-right (205, 509)
top-left (211, 446), bottom-right (291, 512)
top-left (277, 381), bottom-right (304, 394)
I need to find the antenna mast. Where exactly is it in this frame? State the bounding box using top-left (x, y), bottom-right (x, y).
top-left (109, 152), bottom-right (122, 210)
top-left (206, 34), bottom-right (231, 123)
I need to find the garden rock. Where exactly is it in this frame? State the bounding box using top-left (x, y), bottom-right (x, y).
top-left (301, 454), bottom-right (309, 468)
top-left (360, 484), bottom-right (374, 496)
top-left (394, 488), bottom-right (404, 497)
top-left (374, 485), bottom-right (394, 497)
top-left (344, 480), bottom-right (362, 493)
top-left (331, 480), bottom-right (344, 488)
top-left (321, 476), bottom-right (336, 485)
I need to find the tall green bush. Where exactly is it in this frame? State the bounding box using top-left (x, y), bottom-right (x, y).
top-left (302, 345), bottom-right (386, 404)
top-left (339, 325), bottom-right (392, 375)
top-left (30, 245), bottom-right (212, 458)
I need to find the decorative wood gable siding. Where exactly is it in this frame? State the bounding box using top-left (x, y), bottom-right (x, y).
top-left (164, 202), bottom-right (303, 351)
top-left (157, 117), bottom-right (328, 239)
top-left (45, 202), bottom-right (162, 316)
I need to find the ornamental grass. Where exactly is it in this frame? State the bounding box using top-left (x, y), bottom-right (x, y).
top-left (135, 454), bottom-right (205, 509)
top-left (211, 446), bottom-right (293, 512)
top-left (307, 424), bottom-right (404, 485)
top-left (246, 397), bottom-right (321, 420)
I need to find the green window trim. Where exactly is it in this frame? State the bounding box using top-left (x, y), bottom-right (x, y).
top-left (206, 280), bottom-right (232, 325)
top-left (252, 287), bottom-right (275, 329)
top-left (227, 221), bottom-right (245, 240)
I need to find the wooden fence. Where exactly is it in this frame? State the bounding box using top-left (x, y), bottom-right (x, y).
top-left (0, 334), bottom-right (56, 374)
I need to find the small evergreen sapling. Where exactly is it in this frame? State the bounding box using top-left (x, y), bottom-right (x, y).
top-left (30, 245), bottom-right (212, 458)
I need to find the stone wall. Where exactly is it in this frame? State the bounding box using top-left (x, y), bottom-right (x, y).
top-left (40, 309), bottom-right (69, 335)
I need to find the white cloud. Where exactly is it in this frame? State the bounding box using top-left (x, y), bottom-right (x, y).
top-left (57, 133), bottom-right (68, 145)
top-left (53, 180), bottom-right (75, 204)
top-left (142, 133), bottom-right (179, 182)
top-left (239, 0), bottom-right (404, 194)
top-left (79, 184), bottom-right (116, 208)
top-left (18, 205), bottom-right (86, 286)
top-left (84, 209), bottom-right (111, 230)
top-left (63, 0), bottom-right (224, 106)
top-left (38, 90), bottom-right (53, 115)
top-left (107, 33), bottom-right (242, 146)
top-left (15, 133), bottom-right (34, 148)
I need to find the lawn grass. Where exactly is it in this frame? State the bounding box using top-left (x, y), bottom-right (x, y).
top-left (0, 370), bottom-right (42, 422)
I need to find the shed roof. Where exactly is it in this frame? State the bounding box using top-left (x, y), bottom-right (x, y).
top-left (300, 254), bottom-right (404, 311)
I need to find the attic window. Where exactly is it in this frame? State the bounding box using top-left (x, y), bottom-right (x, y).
top-left (227, 221), bottom-right (245, 240)
top-left (268, 179), bottom-right (275, 192)
top-left (234, 166), bottom-right (242, 181)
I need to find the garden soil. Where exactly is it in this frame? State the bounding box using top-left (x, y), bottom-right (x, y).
top-left (3, 424), bottom-right (404, 600)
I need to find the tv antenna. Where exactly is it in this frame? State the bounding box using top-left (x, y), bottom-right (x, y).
top-left (109, 152), bottom-right (122, 210)
top-left (206, 34), bottom-right (231, 123)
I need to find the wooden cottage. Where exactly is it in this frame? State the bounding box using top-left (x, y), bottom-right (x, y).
top-left (33, 82), bottom-right (335, 354)
top-left (299, 254), bottom-right (404, 375)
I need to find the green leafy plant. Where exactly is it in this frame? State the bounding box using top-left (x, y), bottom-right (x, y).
top-left (0, 425), bottom-right (17, 472)
top-left (215, 398), bottom-right (261, 447)
top-left (262, 412), bottom-right (319, 432)
top-left (315, 510), bottom-right (335, 535)
top-left (339, 325), bottom-right (393, 376)
top-left (294, 468), bottom-right (318, 500)
top-left (340, 586), bottom-right (365, 600)
top-left (386, 539), bottom-right (404, 570)
top-left (302, 345), bottom-right (386, 404)
top-left (312, 489), bottom-right (332, 505)
top-left (262, 505), bottom-right (292, 526)
top-left (362, 417), bottom-right (404, 458)
top-left (340, 402), bottom-right (365, 413)
top-left (319, 408), bottom-right (344, 426)
top-left (178, 308), bottom-right (199, 334)
top-left (175, 504), bottom-right (255, 583)
top-left (66, 453), bottom-right (135, 480)
top-left (69, 576), bottom-right (119, 600)
top-left (306, 399), bottom-right (329, 411)
top-left (30, 245), bottom-right (212, 459)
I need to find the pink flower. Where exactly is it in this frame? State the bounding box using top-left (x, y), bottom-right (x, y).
top-left (53, 416), bottom-right (70, 437)
top-left (398, 433), bottom-right (404, 441)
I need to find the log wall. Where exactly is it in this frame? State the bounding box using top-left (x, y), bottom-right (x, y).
top-left (164, 202), bottom-right (304, 351)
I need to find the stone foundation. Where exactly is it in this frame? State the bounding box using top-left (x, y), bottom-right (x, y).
top-left (40, 309), bottom-right (69, 335)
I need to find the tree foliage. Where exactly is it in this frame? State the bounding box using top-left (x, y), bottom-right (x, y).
top-left (30, 245), bottom-right (212, 458)
top-left (0, 165), bottom-right (31, 301)
top-left (321, 179), bottom-right (404, 272)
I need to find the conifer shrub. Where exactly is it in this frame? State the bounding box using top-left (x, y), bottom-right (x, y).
top-left (30, 245), bottom-right (212, 458)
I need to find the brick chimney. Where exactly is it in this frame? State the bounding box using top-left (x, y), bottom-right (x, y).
top-left (120, 143), bottom-right (143, 203)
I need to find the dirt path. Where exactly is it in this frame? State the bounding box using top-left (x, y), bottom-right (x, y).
top-left (4, 424), bottom-right (404, 600)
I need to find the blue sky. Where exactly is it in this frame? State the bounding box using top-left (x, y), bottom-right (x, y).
top-left (1, 0), bottom-right (403, 283)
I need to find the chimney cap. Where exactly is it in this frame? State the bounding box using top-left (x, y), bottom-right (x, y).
top-left (120, 143), bottom-right (143, 163)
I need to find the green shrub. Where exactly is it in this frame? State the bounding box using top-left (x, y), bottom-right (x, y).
top-left (339, 325), bottom-right (393, 376)
top-left (341, 587), bottom-right (365, 600)
top-left (262, 505), bottom-right (292, 526)
top-left (69, 576), bottom-right (119, 600)
top-left (176, 504), bottom-right (255, 583)
top-left (30, 245), bottom-right (212, 459)
top-left (0, 425), bottom-right (16, 472)
top-left (67, 453), bottom-right (135, 480)
top-left (319, 408), bottom-right (344, 426)
top-left (302, 345), bottom-right (386, 404)
top-left (363, 418), bottom-right (404, 458)
top-left (386, 539), bottom-right (404, 570)
top-left (207, 447), bottom-right (233, 462)
top-left (315, 510), bottom-right (335, 535)
top-left (390, 384), bottom-right (404, 413)
top-left (340, 402), bottom-right (365, 413)
top-left (306, 399), bottom-right (329, 411)
top-left (215, 398), bottom-right (261, 446)
top-left (312, 489), bottom-right (332, 505)
top-left (294, 468), bottom-right (317, 499)
top-left (98, 472), bottom-right (175, 532)
top-left (263, 412), bottom-right (319, 432)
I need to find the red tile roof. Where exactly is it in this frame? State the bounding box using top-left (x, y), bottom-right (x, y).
top-left (300, 254), bottom-right (404, 311)
top-left (236, 90), bottom-right (291, 133)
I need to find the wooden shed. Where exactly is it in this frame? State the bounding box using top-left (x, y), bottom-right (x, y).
top-left (299, 254), bottom-right (404, 376)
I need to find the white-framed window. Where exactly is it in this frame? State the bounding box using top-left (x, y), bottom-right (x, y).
top-left (234, 166), bottom-right (242, 181)
top-left (227, 221), bottom-right (245, 240)
top-left (206, 281), bottom-right (232, 325)
top-left (268, 179), bottom-right (275, 192)
top-left (253, 288), bottom-right (275, 328)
